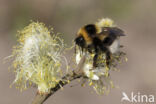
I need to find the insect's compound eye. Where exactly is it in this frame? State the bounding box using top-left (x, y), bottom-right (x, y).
top-left (75, 36), bottom-right (86, 48)
top-left (79, 37), bottom-right (83, 41)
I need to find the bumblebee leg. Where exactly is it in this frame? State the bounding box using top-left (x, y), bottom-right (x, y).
top-left (93, 50), bottom-right (111, 67)
top-left (93, 45), bottom-right (99, 67)
top-left (87, 45), bottom-right (93, 53)
top-left (99, 45), bottom-right (111, 66)
top-left (106, 51), bottom-right (111, 66)
top-left (93, 53), bottom-right (98, 67)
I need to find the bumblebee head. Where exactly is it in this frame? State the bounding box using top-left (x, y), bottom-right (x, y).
top-left (75, 35), bottom-right (86, 48)
top-left (75, 24), bottom-right (100, 48)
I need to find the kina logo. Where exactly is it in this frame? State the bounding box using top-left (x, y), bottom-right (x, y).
top-left (121, 92), bottom-right (155, 103)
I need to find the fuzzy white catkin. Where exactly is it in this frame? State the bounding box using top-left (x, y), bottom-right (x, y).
top-left (11, 22), bottom-right (65, 93)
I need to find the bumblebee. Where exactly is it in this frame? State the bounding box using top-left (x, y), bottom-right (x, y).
top-left (75, 23), bottom-right (125, 67)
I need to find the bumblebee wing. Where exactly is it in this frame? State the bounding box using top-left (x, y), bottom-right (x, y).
top-left (99, 27), bottom-right (125, 46)
top-left (108, 27), bottom-right (126, 36)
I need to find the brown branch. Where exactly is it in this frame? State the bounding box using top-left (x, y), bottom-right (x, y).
top-left (31, 56), bottom-right (86, 104)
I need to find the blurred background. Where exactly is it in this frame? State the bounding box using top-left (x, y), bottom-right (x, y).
top-left (0, 0), bottom-right (156, 104)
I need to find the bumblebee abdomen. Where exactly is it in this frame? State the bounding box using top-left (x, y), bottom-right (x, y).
top-left (103, 36), bottom-right (115, 46)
